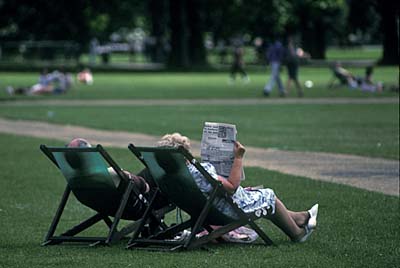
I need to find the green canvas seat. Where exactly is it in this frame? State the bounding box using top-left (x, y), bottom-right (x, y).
top-left (40, 144), bottom-right (173, 246)
top-left (127, 144), bottom-right (274, 251)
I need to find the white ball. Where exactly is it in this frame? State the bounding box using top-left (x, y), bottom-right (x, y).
top-left (304, 80), bottom-right (313, 88)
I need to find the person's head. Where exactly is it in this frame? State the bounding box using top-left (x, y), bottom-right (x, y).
top-left (331, 61), bottom-right (341, 70)
top-left (65, 138), bottom-right (92, 169)
top-left (157, 133), bottom-right (191, 151)
top-left (67, 138), bottom-right (92, 148)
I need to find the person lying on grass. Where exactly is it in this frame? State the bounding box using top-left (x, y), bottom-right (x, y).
top-left (157, 133), bottom-right (319, 243)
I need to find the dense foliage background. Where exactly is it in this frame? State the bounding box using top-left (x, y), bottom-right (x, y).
top-left (0, 0), bottom-right (398, 65)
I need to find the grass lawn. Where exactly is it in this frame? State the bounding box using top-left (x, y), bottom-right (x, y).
top-left (325, 46), bottom-right (382, 61)
top-left (0, 67), bottom-right (398, 100)
top-left (0, 134), bottom-right (398, 268)
top-left (0, 70), bottom-right (398, 267)
top-left (0, 103), bottom-right (398, 159)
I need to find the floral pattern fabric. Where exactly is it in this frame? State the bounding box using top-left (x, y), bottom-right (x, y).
top-left (187, 162), bottom-right (276, 219)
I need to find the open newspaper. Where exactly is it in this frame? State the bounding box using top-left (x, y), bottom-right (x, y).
top-left (200, 122), bottom-right (245, 180)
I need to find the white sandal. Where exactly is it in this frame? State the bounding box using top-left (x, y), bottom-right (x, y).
top-left (296, 204), bottom-right (319, 243)
top-left (307, 204), bottom-right (319, 229)
top-left (297, 225), bottom-right (314, 243)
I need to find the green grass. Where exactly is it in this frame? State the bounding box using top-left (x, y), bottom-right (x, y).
top-left (0, 68), bottom-right (398, 267)
top-left (0, 134), bottom-right (399, 268)
top-left (0, 67), bottom-right (398, 100)
top-left (326, 46), bottom-right (382, 61)
top-left (0, 103), bottom-right (398, 159)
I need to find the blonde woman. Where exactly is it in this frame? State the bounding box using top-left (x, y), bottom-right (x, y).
top-left (157, 133), bottom-right (319, 243)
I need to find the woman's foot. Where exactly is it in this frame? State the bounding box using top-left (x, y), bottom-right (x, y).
top-left (294, 204), bottom-right (319, 243)
top-left (307, 204), bottom-right (319, 229)
top-left (296, 225), bottom-right (314, 243)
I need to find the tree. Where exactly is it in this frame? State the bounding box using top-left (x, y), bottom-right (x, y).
top-left (376, 0), bottom-right (399, 65)
top-left (346, 0), bottom-right (381, 45)
top-left (292, 0), bottom-right (347, 59)
top-left (166, 0), bottom-right (208, 68)
top-left (347, 0), bottom-right (398, 65)
top-left (167, 0), bottom-right (189, 67)
top-left (186, 0), bottom-right (207, 66)
top-left (205, 0), bottom-right (291, 43)
top-left (85, 0), bottom-right (146, 42)
top-left (148, 0), bottom-right (168, 62)
top-left (0, 0), bottom-right (90, 43)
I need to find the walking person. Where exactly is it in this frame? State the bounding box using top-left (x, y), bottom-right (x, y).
top-left (229, 45), bottom-right (250, 84)
top-left (285, 37), bottom-right (306, 97)
top-left (263, 40), bottom-right (286, 97)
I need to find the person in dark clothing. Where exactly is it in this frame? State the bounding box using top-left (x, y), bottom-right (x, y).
top-left (229, 46), bottom-right (250, 84)
top-left (67, 138), bottom-right (170, 213)
top-left (285, 37), bottom-right (306, 97)
top-left (263, 40), bottom-right (286, 96)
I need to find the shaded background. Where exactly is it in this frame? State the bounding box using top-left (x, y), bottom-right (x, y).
top-left (0, 0), bottom-right (398, 68)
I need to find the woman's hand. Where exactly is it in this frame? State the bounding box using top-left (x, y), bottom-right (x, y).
top-left (234, 141), bottom-right (246, 159)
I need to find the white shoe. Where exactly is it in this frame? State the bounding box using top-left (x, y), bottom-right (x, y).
top-left (307, 204), bottom-right (319, 229)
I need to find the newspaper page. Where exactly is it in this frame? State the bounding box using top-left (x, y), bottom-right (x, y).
top-left (200, 122), bottom-right (245, 179)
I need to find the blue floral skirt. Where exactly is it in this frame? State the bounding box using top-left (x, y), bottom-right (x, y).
top-left (214, 186), bottom-right (276, 219)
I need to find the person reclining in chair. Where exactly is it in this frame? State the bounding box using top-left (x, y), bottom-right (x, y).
top-left (157, 133), bottom-right (319, 243)
top-left (67, 138), bottom-right (169, 214)
top-left (328, 61), bottom-right (358, 89)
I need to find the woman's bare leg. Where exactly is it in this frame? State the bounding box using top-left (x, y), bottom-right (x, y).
top-left (288, 210), bottom-right (309, 227)
top-left (270, 197), bottom-right (305, 241)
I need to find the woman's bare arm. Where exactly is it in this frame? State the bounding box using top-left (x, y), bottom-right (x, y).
top-left (217, 141), bottom-right (245, 194)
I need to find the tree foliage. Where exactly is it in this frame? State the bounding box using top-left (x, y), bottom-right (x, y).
top-left (0, 0), bottom-right (396, 65)
top-left (0, 0), bottom-right (90, 43)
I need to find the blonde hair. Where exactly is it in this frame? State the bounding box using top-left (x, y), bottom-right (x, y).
top-left (157, 133), bottom-right (191, 151)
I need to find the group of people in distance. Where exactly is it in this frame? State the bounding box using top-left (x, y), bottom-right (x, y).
top-left (328, 62), bottom-right (384, 93)
top-left (6, 68), bottom-right (73, 96)
top-left (228, 36), bottom-right (393, 97)
top-left (68, 133), bottom-right (319, 244)
top-left (5, 67), bottom-right (93, 96)
top-left (229, 37), bottom-right (310, 97)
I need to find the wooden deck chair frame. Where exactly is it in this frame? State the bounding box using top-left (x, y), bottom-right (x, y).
top-left (126, 144), bottom-right (274, 251)
top-left (40, 144), bottom-right (171, 246)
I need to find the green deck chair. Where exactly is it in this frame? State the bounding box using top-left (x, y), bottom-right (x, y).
top-left (127, 144), bottom-right (274, 251)
top-left (40, 144), bottom-right (172, 246)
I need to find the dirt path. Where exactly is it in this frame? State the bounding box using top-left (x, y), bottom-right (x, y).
top-left (0, 117), bottom-right (398, 197)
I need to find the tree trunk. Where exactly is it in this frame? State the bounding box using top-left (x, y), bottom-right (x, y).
top-left (186, 0), bottom-right (207, 66)
top-left (378, 0), bottom-right (399, 65)
top-left (168, 0), bottom-right (189, 68)
top-left (300, 16), bottom-right (326, 60)
top-left (313, 20), bottom-right (326, 59)
top-left (148, 0), bottom-right (168, 63)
